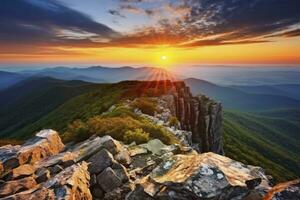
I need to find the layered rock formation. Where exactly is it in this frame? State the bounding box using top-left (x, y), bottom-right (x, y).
top-left (153, 82), bottom-right (223, 154)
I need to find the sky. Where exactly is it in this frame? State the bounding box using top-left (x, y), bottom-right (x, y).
top-left (1, 0), bottom-right (300, 68)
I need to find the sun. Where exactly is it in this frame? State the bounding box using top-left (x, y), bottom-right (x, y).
top-left (161, 55), bottom-right (167, 60)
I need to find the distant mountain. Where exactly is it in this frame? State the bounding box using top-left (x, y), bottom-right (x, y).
top-left (0, 71), bottom-right (26, 91)
top-left (21, 66), bottom-right (177, 83)
top-left (184, 78), bottom-right (300, 111)
top-left (0, 77), bottom-right (105, 137)
top-left (224, 109), bottom-right (300, 181)
top-left (231, 84), bottom-right (300, 100)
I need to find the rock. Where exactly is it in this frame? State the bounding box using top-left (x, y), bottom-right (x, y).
top-left (90, 174), bottom-right (97, 186)
top-left (101, 136), bottom-right (123, 155)
top-left (160, 82), bottom-right (224, 154)
top-left (1, 187), bottom-right (55, 200)
top-left (115, 149), bottom-right (131, 166)
top-left (141, 139), bottom-right (167, 156)
top-left (18, 129), bottom-right (64, 165)
top-left (264, 179), bottom-right (300, 200)
top-left (111, 162), bottom-right (129, 183)
top-left (69, 136), bottom-right (106, 162)
top-left (0, 145), bottom-right (21, 175)
top-left (88, 149), bottom-right (114, 174)
top-left (0, 130), bottom-right (64, 176)
top-left (128, 146), bottom-right (148, 157)
top-left (0, 177), bottom-right (37, 197)
top-left (49, 164), bottom-right (63, 175)
top-left (6, 164), bottom-right (35, 180)
top-left (97, 167), bottom-right (122, 193)
top-left (35, 168), bottom-right (51, 183)
top-left (39, 151), bottom-right (76, 169)
top-left (91, 186), bottom-right (104, 199)
top-left (146, 152), bottom-right (270, 199)
top-left (126, 184), bottom-right (155, 200)
top-left (42, 161), bottom-right (92, 200)
top-left (104, 182), bottom-right (134, 200)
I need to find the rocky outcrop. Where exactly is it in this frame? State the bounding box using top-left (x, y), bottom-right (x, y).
top-left (0, 129), bottom-right (64, 178)
top-left (161, 82), bottom-right (223, 154)
top-left (0, 129), bottom-right (296, 200)
top-left (1, 162), bottom-right (91, 200)
top-left (129, 152), bottom-right (270, 200)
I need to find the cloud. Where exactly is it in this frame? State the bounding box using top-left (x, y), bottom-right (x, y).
top-left (106, 0), bottom-right (300, 47)
top-left (108, 9), bottom-right (126, 18)
top-left (0, 0), bottom-right (119, 46)
top-left (1, 0), bottom-right (300, 52)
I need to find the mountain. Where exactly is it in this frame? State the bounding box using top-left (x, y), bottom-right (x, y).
top-left (0, 71), bottom-right (26, 91)
top-left (184, 78), bottom-right (300, 111)
top-left (0, 77), bottom-right (106, 137)
top-left (223, 109), bottom-right (300, 182)
top-left (0, 79), bottom-right (299, 182)
top-left (231, 84), bottom-right (300, 100)
top-left (0, 82), bottom-right (298, 199)
top-left (21, 66), bottom-right (177, 83)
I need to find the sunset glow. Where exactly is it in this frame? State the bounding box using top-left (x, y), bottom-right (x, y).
top-left (0, 0), bottom-right (300, 67)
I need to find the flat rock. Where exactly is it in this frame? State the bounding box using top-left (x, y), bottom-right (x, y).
top-left (147, 152), bottom-right (271, 199)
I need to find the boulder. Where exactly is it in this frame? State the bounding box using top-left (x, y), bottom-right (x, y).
top-left (97, 167), bottom-right (122, 193)
top-left (88, 149), bottom-right (114, 174)
top-left (146, 152), bottom-right (270, 199)
top-left (17, 130), bottom-right (64, 165)
top-left (0, 130), bottom-right (64, 176)
top-left (42, 161), bottom-right (92, 200)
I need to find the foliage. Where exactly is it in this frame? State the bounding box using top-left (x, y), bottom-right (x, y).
top-left (131, 97), bottom-right (157, 116)
top-left (223, 109), bottom-right (300, 182)
top-left (62, 114), bottom-right (178, 145)
top-left (124, 128), bottom-right (149, 144)
top-left (168, 116), bottom-right (179, 128)
top-left (62, 120), bottom-right (89, 143)
top-left (0, 139), bottom-right (23, 147)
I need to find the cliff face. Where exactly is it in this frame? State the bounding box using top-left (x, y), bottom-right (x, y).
top-left (161, 82), bottom-right (223, 154)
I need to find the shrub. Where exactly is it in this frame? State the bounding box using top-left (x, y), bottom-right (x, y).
top-left (86, 116), bottom-right (141, 141)
top-left (132, 98), bottom-right (157, 116)
top-left (62, 119), bottom-right (90, 143)
top-left (168, 116), bottom-right (179, 128)
top-left (140, 119), bottom-right (178, 145)
top-left (63, 115), bottom-right (179, 145)
top-left (124, 128), bottom-right (149, 144)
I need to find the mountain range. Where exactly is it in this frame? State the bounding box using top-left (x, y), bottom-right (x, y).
top-left (0, 67), bottom-right (299, 182)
